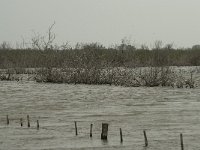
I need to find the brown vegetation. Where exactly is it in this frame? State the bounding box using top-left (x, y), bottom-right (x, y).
top-left (0, 35), bottom-right (199, 88)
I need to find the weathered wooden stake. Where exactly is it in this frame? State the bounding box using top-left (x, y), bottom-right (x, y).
top-left (143, 130), bottom-right (148, 147)
top-left (6, 115), bottom-right (9, 125)
top-left (37, 120), bottom-right (39, 130)
top-left (20, 118), bottom-right (23, 127)
top-left (90, 124), bottom-right (93, 137)
top-left (101, 123), bottom-right (108, 140)
top-left (180, 133), bottom-right (184, 150)
top-left (120, 128), bottom-right (123, 143)
top-left (75, 121), bottom-right (78, 136)
top-left (27, 115), bottom-right (30, 128)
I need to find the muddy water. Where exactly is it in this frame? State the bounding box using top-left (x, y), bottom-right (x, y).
top-left (0, 81), bottom-right (200, 150)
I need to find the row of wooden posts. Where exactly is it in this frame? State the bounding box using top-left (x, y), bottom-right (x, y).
top-left (5, 115), bottom-right (184, 150)
top-left (74, 121), bottom-right (184, 150)
top-left (6, 115), bottom-right (39, 130)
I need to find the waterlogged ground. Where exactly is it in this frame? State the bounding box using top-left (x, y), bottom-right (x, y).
top-left (0, 81), bottom-right (200, 150)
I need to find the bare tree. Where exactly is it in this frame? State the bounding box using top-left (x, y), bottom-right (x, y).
top-left (0, 41), bottom-right (12, 50)
top-left (118, 36), bottom-right (136, 51)
top-left (153, 40), bottom-right (163, 50)
top-left (59, 42), bottom-right (72, 50)
top-left (164, 43), bottom-right (174, 50)
top-left (140, 44), bottom-right (149, 50)
top-left (43, 22), bottom-right (56, 50)
top-left (31, 22), bottom-right (56, 50)
top-left (192, 45), bottom-right (200, 50)
top-left (31, 31), bottom-right (43, 50)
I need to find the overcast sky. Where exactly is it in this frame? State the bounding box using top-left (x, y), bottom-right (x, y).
top-left (0, 0), bottom-right (200, 48)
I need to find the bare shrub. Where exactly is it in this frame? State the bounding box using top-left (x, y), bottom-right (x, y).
top-left (185, 72), bottom-right (195, 88)
top-left (35, 66), bottom-right (190, 87)
top-left (138, 67), bottom-right (174, 87)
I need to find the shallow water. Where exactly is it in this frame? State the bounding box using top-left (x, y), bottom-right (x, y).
top-left (0, 81), bottom-right (200, 150)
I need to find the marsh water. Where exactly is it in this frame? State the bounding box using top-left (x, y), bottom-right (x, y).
top-left (0, 81), bottom-right (200, 150)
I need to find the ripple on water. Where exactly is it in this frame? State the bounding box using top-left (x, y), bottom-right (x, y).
top-left (0, 81), bottom-right (200, 149)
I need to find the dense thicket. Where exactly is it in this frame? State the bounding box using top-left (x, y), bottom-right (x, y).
top-left (0, 47), bottom-right (200, 69)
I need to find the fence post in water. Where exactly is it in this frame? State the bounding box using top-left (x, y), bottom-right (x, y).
top-left (101, 123), bottom-right (108, 140)
top-left (120, 128), bottom-right (123, 143)
top-left (27, 115), bottom-right (30, 128)
top-left (37, 120), bottom-right (39, 130)
top-left (20, 118), bottom-right (23, 127)
top-left (75, 121), bottom-right (78, 136)
top-left (143, 130), bottom-right (148, 147)
top-left (6, 115), bottom-right (9, 125)
top-left (90, 124), bottom-right (93, 137)
top-left (180, 133), bottom-right (184, 150)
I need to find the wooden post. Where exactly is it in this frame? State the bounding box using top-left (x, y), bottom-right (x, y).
top-left (20, 118), bottom-right (23, 127)
top-left (143, 130), bottom-right (148, 147)
top-left (6, 115), bottom-right (9, 125)
top-left (27, 115), bottom-right (30, 128)
top-left (37, 120), bottom-right (39, 130)
top-left (90, 124), bottom-right (93, 137)
top-left (180, 133), bottom-right (184, 150)
top-left (120, 128), bottom-right (123, 143)
top-left (75, 121), bottom-right (78, 136)
top-left (101, 123), bottom-right (108, 140)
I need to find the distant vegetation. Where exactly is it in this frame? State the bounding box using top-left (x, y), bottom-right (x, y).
top-left (0, 24), bottom-right (199, 87)
top-left (0, 42), bottom-right (200, 69)
top-left (0, 41), bottom-right (198, 88)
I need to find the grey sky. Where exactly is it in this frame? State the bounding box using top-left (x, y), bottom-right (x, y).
top-left (0, 0), bottom-right (200, 48)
